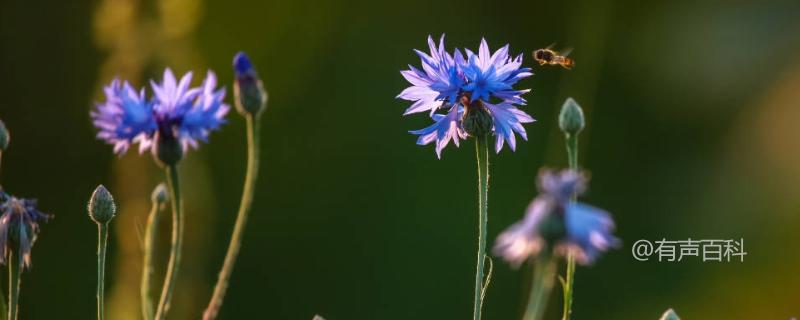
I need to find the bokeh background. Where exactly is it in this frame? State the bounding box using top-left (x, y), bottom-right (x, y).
top-left (1, 0), bottom-right (799, 318)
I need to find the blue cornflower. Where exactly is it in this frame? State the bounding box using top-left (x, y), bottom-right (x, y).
top-left (398, 35), bottom-right (466, 115)
top-left (493, 169), bottom-right (619, 267)
top-left (92, 69), bottom-right (230, 160)
top-left (462, 39), bottom-right (532, 105)
top-left (92, 80), bottom-right (157, 154)
top-left (398, 35), bottom-right (534, 157)
top-left (408, 104), bottom-right (468, 156)
top-left (0, 192), bottom-right (52, 269)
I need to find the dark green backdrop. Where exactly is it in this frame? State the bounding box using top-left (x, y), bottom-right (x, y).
top-left (1, 0), bottom-right (799, 318)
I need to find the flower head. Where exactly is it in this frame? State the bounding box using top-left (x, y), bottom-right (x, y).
top-left (92, 69), bottom-right (230, 162)
top-left (0, 192), bottom-right (52, 269)
top-left (462, 39), bottom-right (532, 104)
top-left (91, 80), bottom-right (157, 154)
top-left (493, 169), bottom-right (618, 267)
top-left (408, 105), bottom-right (467, 157)
top-left (397, 35), bottom-right (466, 115)
top-left (398, 36), bottom-right (534, 157)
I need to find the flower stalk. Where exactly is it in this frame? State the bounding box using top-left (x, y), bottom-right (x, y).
top-left (154, 165), bottom-right (184, 320)
top-left (558, 97), bottom-right (585, 320)
top-left (473, 134), bottom-right (490, 320)
top-left (6, 249), bottom-right (20, 320)
top-left (141, 184), bottom-right (167, 320)
top-left (560, 131), bottom-right (578, 320)
top-left (96, 223), bottom-right (109, 320)
top-left (202, 52), bottom-right (266, 320)
top-left (0, 119), bottom-right (8, 179)
top-left (88, 185), bottom-right (116, 320)
top-left (203, 114), bottom-right (261, 320)
top-left (0, 278), bottom-right (6, 320)
top-left (523, 251), bottom-right (556, 320)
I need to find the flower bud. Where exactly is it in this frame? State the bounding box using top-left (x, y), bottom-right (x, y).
top-left (151, 183), bottom-right (168, 204)
top-left (0, 119), bottom-right (9, 151)
top-left (462, 100), bottom-right (493, 137)
top-left (659, 309), bottom-right (680, 320)
top-left (153, 130), bottom-right (183, 167)
top-left (558, 97), bottom-right (585, 136)
top-left (88, 185), bottom-right (116, 224)
top-left (233, 52), bottom-right (268, 116)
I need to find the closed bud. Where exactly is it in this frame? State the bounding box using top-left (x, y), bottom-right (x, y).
top-left (88, 185), bottom-right (116, 224)
top-left (233, 52), bottom-right (268, 116)
top-left (153, 130), bottom-right (183, 167)
top-left (659, 309), bottom-right (680, 320)
top-left (558, 97), bottom-right (585, 136)
top-left (462, 99), bottom-right (493, 137)
top-left (151, 183), bottom-right (168, 204)
top-left (0, 119), bottom-right (9, 151)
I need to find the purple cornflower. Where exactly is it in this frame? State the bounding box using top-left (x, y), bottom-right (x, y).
top-left (92, 69), bottom-right (230, 160)
top-left (0, 192), bottom-right (51, 269)
top-left (493, 169), bottom-right (619, 267)
top-left (398, 35), bottom-right (534, 158)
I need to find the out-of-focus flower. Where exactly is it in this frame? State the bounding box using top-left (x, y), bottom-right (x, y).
top-left (0, 193), bottom-right (52, 269)
top-left (398, 35), bottom-right (534, 157)
top-left (92, 69), bottom-right (230, 164)
top-left (493, 169), bottom-right (618, 267)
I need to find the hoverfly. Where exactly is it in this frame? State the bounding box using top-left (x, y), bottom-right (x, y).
top-left (532, 45), bottom-right (574, 69)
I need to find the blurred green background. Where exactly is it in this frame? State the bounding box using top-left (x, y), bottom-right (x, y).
top-left (1, 0), bottom-right (800, 319)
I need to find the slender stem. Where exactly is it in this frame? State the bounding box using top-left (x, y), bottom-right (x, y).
top-left (203, 114), bottom-right (261, 320)
top-left (0, 274), bottom-right (5, 320)
top-left (141, 196), bottom-right (163, 320)
top-left (472, 135), bottom-right (490, 320)
top-left (524, 253), bottom-right (556, 320)
top-left (0, 153), bottom-right (5, 320)
top-left (561, 133), bottom-right (579, 320)
top-left (7, 250), bottom-right (20, 320)
top-left (154, 165), bottom-right (183, 320)
top-left (97, 223), bottom-right (109, 320)
top-left (565, 134), bottom-right (578, 172)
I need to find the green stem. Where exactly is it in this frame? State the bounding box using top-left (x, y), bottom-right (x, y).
top-left (561, 133), bottom-right (579, 320)
top-left (154, 165), bottom-right (183, 320)
top-left (97, 223), bottom-right (109, 320)
top-left (565, 134), bottom-right (578, 171)
top-left (0, 152), bottom-right (5, 320)
top-left (141, 196), bottom-right (163, 320)
top-left (472, 135), bottom-right (490, 320)
top-left (524, 253), bottom-right (556, 320)
top-left (0, 275), bottom-right (5, 320)
top-left (7, 250), bottom-right (20, 320)
top-left (203, 114), bottom-right (261, 320)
